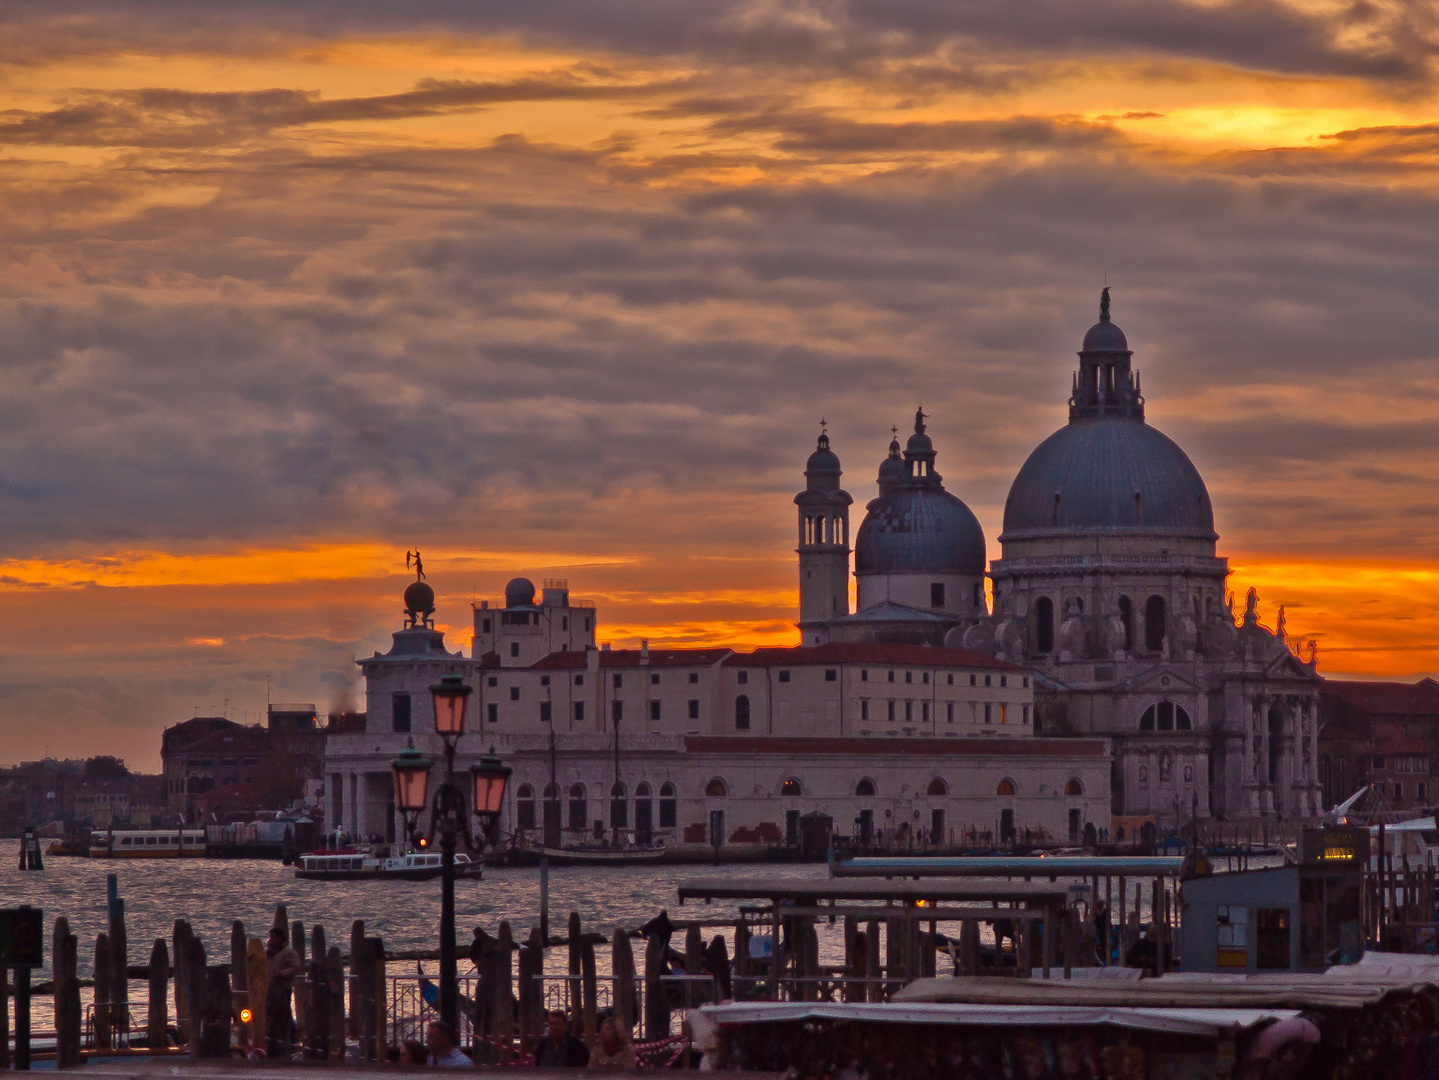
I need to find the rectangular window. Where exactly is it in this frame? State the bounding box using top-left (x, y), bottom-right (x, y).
top-left (688, 699), bottom-right (700, 720)
top-left (1421, 782), bottom-right (1428, 801)
top-left (947, 674), bottom-right (954, 685)
top-left (612, 700), bottom-right (623, 724)
top-left (1000, 704), bottom-right (1008, 724)
top-left (887, 700), bottom-right (896, 722)
top-left (1000, 676), bottom-right (1007, 687)
top-left (575, 675), bottom-right (584, 686)
top-left (510, 686), bottom-right (520, 701)
top-left (888, 671), bottom-right (895, 683)
top-left (391, 693), bottom-right (411, 733)
top-left (649, 700), bottom-right (661, 722)
top-left (487, 702), bottom-right (498, 724)
top-left (481, 618), bottom-right (491, 633)
top-left (540, 676), bottom-right (550, 686)
top-left (970, 674), bottom-right (977, 686)
top-left (584, 616), bottom-right (592, 631)
top-left (905, 700), bottom-right (913, 721)
top-left (510, 642), bottom-right (520, 657)
top-left (659, 798), bottom-right (676, 829)
top-left (922, 672), bottom-right (930, 685)
top-left (1373, 756), bottom-right (1387, 770)
top-left (737, 671), bottom-right (748, 685)
top-left (1023, 705), bottom-right (1030, 724)
top-left (651, 673), bottom-right (660, 685)
top-left (561, 617), bottom-right (568, 631)
top-left (1023, 677), bottom-right (1029, 688)
top-left (946, 702), bottom-right (954, 723)
top-left (861, 699), bottom-right (870, 721)
top-left (540, 701), bottom-right (552, 723)
top-left (984, 704), bottom-right (993, 723)
top-left (861, 670), bottom-right (869, 682)
top-left (689, 672), bottom-right (699, 684)
top-left (985, 674), bottom-right (992, 687)
top-left (922, 702), bottom-right (930, 723)
top-left (779, 671), bottom-right (791, 682)
top-left (825, 669), bottom-right (837, 682)
top-left (574, 702), bottom-right (585, 723)
top-left (930, 582), bottom-right (945, 608)
top-left (488, 677), bottom-right (498, 687)
top-left (613, 674), bottom-right (623, 688)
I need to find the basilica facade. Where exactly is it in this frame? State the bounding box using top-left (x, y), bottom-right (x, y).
top-left (801, 292), bottom-right (1322, 822)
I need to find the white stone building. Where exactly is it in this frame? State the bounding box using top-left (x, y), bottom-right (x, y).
top-left (322, 577), bottom-right (1110, 853)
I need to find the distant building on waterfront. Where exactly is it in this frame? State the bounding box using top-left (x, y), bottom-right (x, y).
top-left (1318, 679), bottom-right (1439, 814)
top-left (160, 704), bottom-right (327, 822)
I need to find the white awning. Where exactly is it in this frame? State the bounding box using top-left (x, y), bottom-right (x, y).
top-left (696, 1001), bottom-right (1296, 1037)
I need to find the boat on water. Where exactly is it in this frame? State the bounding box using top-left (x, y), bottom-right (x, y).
top-left (89, 829), bottom-right (207, 858)
top-left (294, 849), bottom-right (484, 881)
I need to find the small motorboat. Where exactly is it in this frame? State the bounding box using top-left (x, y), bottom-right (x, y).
top-left (294, 848), bottom-right (483, 881)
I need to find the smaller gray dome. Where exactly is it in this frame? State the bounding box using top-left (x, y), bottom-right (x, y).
top-left (804, 432), bottom-right (842, 492)
top-left (505, 577), bottom-right (536, 608)
top-left (877, 440), bottom-right (905, 496)
top-left (1082, 319), bottom-right (1130, 353)
top-left (855, 488), bottom-right (986, 575)
top-left (404, 580), bottom-right (435, 614)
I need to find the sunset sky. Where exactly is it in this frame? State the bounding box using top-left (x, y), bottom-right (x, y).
top-left (3, 2), bottom-right (1439, 770)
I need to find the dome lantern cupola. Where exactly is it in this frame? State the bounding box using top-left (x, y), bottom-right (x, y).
top-left (876, 428), bottom-right (905, 497)
top-left (1070, 287), bottom-right (1144, 422)
top-left (903, 407), bottom-right (943, 487)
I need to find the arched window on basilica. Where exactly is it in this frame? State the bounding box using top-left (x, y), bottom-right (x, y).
top-left (705, 777), bottom-right (728, 797)
top-left (1139, 701), bottom-right (1192, 731)
top-left (996, 778), bottom-right (1016, 796)
top-left (855, 777), bottom-right (877, 797)
top-left (927, 777), bottom-right (948, 796)
top-left (1064, 778), bottom-right (1083, 796)
top-left (1145, 595), bottom-right (1166, 652)
top-left (781, 777), bottom-right (802, 796)
top-left (1035, 597), bottom-right (1055, 653)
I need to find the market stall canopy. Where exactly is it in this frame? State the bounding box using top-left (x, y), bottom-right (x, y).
top-left (695, 1001), bottom-right (1297, 1038)
top-left (895, 957), bottom-right (1439, 1010)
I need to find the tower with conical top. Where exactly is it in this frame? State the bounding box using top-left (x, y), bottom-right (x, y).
top-left (795, 423), bottom-right (853, 645)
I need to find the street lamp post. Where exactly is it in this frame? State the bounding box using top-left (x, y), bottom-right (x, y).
top-left (390, 674), bottom-right (510, 1036)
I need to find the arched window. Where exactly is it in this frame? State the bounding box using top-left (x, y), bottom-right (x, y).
top-left (1145, 595), bottom-right (1166, 652)
top-left (1118, 596), bottom-right (1133, 651)
top-left (516, 783), bottom-right (536, 830)
top-left (1064, 778), bottom-right (1083, 796)
top-left (734, 694), bottom-right (751, 731)
top-left (927, 777), bottom-right (948, 797)
top-left (567, 783), bottom-right (587, 831)
top-left (705, 778), bottom-right (728, 798)
top-left (635, 782), bottom-right (651, 798)
top-left (996, 778), bottom-right (1016, 796)
top-left (855, 778), bottom-right (876, 797)
top-left (1140, 701), bottom-right (1192, 732)
top-left (659, 782), bottom-right (677, 828)
top-left (781, 778), bottom-right (802, 796)
top-left (1035, 597), bottom-right (1055, 653)
top-left (610, 782), bottom-right (627, 830)
top-left (1268, 706), bottom-right (1284, 784)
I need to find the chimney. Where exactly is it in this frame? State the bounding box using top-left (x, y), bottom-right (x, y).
top-left (640, 639), bottom-right (650, 665)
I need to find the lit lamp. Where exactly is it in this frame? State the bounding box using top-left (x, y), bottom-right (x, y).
top-left (391, 738), bottom-right (433, 820)
top-left (431, 673), bottom-right (472, 743)
top-left (472, 748), bottom-right (512, 844)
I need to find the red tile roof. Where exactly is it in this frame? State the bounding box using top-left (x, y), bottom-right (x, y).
top-left (723, 642), bottom-right (1025, 671)
top-left (530, 648), bottom-right (734, 669)
top-left (1322, 678), bottom-right (1439, 717)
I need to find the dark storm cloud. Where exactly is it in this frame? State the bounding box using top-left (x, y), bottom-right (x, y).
top-left (0, 0), bottom-right (1432, 87)
top-left (4, 114), bottom-right (1439, 562)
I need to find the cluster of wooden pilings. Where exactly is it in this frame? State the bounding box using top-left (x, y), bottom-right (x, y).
top-left (1366, 848), bottom-right (1439, 953)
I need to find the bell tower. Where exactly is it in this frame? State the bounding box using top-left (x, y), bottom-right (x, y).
top-left (795, 423), bottom-right (853, 644)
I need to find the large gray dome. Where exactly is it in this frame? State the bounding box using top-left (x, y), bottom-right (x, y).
top-left (1001, 418), bottom-right (1214, 538)
top-left (856, 488), bottom-right (986, 575)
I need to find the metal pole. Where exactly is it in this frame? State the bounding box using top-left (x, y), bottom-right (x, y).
top-left (15, 967), bottom-right (29, 1070)
top-left (439, 739), bottom-right (459, 1034)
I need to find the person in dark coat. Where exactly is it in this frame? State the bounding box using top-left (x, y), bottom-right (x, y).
top-left (534, 1011), bottom-right (590, 1068)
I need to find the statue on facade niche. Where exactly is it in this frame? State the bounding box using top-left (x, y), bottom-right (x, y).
top-left (1177, 611), bottom-right (1198, 660)
top-left (1106, 604), bottom-right (1128, 659)
top-left (1159, 752), bottom-right (1173, 783)
top-left (1057, 596), bottom-right (1085, 661)
top-left (1276, 605), bottom-right (1288, 645)
top-left (1306, 640), bottom-right (1319, 666)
